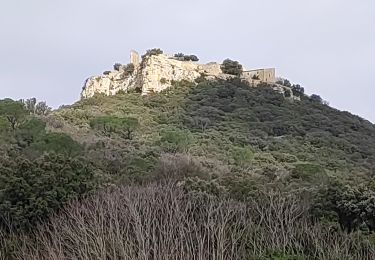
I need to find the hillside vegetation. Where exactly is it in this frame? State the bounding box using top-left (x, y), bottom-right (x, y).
top-left (1, 78), bottom-right (375, 259)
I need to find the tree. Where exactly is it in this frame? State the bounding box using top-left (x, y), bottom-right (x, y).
top-left (191, 116), bottom-right (210, 132)
top-left (221, 59), bottom-right (243, 76)
top-left (142, 48), bottom-right (164, 59)
top-left (188, 55), bottom-right (199, 62)
top-left (310, 94), bottom-right (323, 103)
top-left (122, 63), bottom-right (135, 76)
top-left (159, 128), bottom-right (193, 153)
top-left (120, 117), bottom-right (139, 139)
top-left (22, 98), bottom-right (51, 115)
top-left (312, 179), bottom-right (375, 233)
top-left (23, 98), bottom-right (37, 114)
top-left (35, 101), bottom-right (52, 115)
top-left (276, 78), bottom-right (292, 87)
top-left (0, 99), bottom-right (28, 130)
top-left (284, 89), bottom-right (292, 98)
top-left (174, 53), bottom-right (199, 62)
top-left (113, 63), bottom-right (123, 71)
top-left (15, 118), bottom-right (46, 147)
top-left (90, 116), bottom-right (139, 139)
top-left (291, 84), bottom-right (305, 96)
top-left (29, 132), bottom-right (83, 156)
top-left (174, 53), bottom-right (184, 58)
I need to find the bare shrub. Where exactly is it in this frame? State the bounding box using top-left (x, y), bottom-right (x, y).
top-left (2, 184), bottom-right (375, 259)
top-left (153, 153), bottom-right (206, 180)
top-left (10, 184), bottom-right (249, 259)
top-left (45, 114), bottom-right (64, 129)
top-left (153, 153), bottom-right (230, 182)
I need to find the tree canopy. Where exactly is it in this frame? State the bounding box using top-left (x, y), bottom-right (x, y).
top-left (221, 59), bottom-right (243, 76)
top-left (0, 99), bottom-right (28, 130)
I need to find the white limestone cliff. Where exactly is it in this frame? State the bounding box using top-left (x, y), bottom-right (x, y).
top-left (81, 52), bottom-right (221, 98)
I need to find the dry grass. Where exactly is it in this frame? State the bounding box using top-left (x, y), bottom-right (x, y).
top-left (1, 183), bottom-right (374, 259)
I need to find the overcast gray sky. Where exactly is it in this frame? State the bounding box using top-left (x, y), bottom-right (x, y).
top-left (1, 0), bottom-right (374, 122)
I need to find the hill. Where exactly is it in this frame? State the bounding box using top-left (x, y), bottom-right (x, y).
top-left (1, 69), bottom-right (375, 257)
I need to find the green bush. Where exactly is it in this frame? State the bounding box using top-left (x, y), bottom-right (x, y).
top-left (313, 179), bottom-right (375, 233)
top-left (15, 117), bottom-right (46, 147)
top-left (174, 53), bottom-right (199, 61)
top-left (90, 116), bottom-right (139, 139)
top-left (0, 117), bottom-right (9, 134)
top-left (231, 146), bottom-right (254, 166)
top-left (0, 99), bottom-right (28, 130)
top-left (29, 132), bottom-right (83, 156)
top-left (142, 48), bottom-right (163, 59)
top-left (290, 163), bottom-right (327, 183)
top-left (0, 154), bottom-right (97, 230)
top-left (113, 63), bottom-right (122, 71)
top-left (159, 128), bottom-right (193, 153)
top-left (221, 59), bottom-right (243, 76)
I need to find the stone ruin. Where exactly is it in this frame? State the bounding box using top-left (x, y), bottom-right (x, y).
top-left (81, 50), bottom-right (292, 99)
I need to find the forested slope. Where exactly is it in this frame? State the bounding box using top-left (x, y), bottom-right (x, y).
top-left (1, 79), bottom-right (375, 259)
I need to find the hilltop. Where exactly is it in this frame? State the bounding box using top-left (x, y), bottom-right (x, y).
top-left (1, 49), bottom-right (375, 258)
top-left (81, 48), bottom-right (295, 99)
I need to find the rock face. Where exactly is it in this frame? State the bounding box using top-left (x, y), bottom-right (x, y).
top-left (141, 54), bottom-right (200, 94)
top-left (81, 64), bottom-right (140, 98)
top-left (81, 50), bottom-right (295, 99)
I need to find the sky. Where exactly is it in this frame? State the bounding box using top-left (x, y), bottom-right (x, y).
top-left (1, 0), bottom-right (374, 122)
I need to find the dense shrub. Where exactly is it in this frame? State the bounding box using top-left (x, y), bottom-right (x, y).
top-left (3, 184), bottom-right (375, 259)
top-left (174, 53), bottom-right (199, 61)
top-left (90, 116), bottom-right (139, 139)
top-left (231, 146), bottom-right (254, 166)
top-left (23, 98), bottom-right (51, 116)
top-left (221, 59), bottom-right (243, 76)
top-left (28, 132), bottom-right (83, 156)
top-left (0, 154), bottom-right (97, 230)
top-left (181, 79), bottom-right (375, 172)
top-left (313, 179), bottom-right (375, 233)
top-left (15, 117), bottom-right (46, 147)
top-left (113, 63), bottom-right (122, 71)
top-left (124, 63), bottom-right (135, 75)
top-left (0, 99), bottom-right (28, 130)
top-left (159, 128), bottom-right (193, 153)
top-left (153, 153), bottom-right (206, 181)
top-left (142, 48), bottom-right (164, 59)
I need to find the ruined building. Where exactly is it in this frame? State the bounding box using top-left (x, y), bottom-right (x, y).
top-left (81, 50), bottom-right (279, 99)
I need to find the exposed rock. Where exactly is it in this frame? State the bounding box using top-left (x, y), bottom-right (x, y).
top-left (81, 52), bottom-right (226, 98)
top-left (140, 54), bottom-right (202, 95)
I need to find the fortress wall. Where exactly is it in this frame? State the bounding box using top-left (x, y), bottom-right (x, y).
top-left (242, 68), bottom-right (275, 83)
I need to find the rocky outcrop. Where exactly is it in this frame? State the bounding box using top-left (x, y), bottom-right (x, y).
top-left (81, 66), bottom-right (139, 98)
top-left (81, 53), bottom-right (225, 98)
top-left (140, 54), bottom-right (201, 95)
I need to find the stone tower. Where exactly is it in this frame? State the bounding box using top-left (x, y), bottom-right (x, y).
top-left (130, 50), bottom-right (140, 66)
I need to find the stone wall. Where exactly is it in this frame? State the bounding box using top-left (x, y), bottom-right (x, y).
top-left (130, 50), bottom-right (140, 66)
top-left (241, 68), bottom-right (276, 85)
